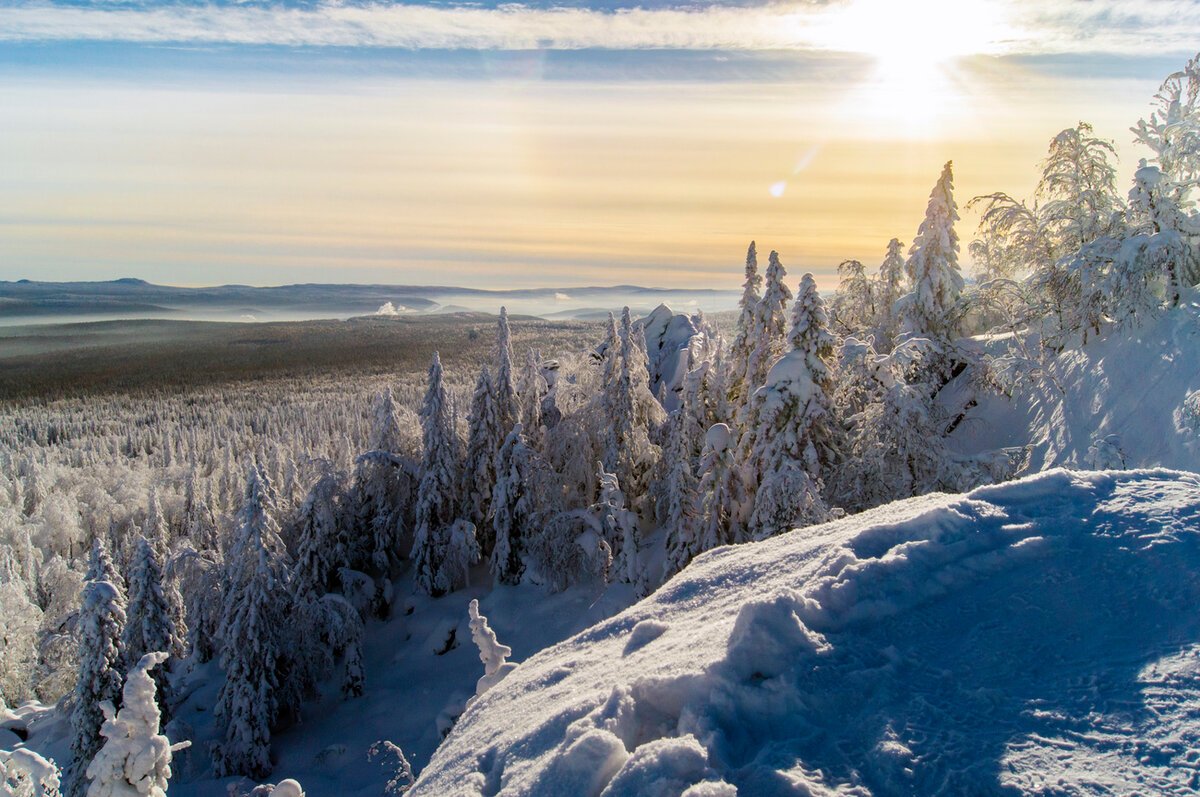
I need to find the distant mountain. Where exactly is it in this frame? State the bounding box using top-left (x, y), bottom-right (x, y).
top-left (0, 279), bottom-right (740, 324)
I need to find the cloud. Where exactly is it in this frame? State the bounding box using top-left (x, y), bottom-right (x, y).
top-left (0, 0), bottom-right (1197, 56)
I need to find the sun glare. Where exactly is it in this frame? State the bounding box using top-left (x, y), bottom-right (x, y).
top-left (817, 0), bottom-right (1007, 73)
top-left (799, 0), bottom-right (1012, 135)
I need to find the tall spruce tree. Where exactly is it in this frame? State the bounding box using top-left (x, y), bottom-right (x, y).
top-left (900, 161), bottom-right (964, 344)
top-left (412, 352), bottom-right (460, 596)
top-left (746, 274), bottom-right (836, 540)
top-left (67, 580), bottom-right (126, 797)
top-left (727, 241), bottom-right (761, 411)
top-left (121, 536), bottom-right (177, 722)
top-left (463, 365), bottom-right (502, 548)
top-left (213, 464), bottom-right (292, 779)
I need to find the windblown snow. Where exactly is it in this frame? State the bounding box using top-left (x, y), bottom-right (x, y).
top-left (413, 468), bottom-right (1200, 796)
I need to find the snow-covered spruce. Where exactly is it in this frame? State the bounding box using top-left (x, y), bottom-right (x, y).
top-left (465, 599), bottom-right (516, 709)
top-left (412, 352), bottom-right (469, 597)
top-left (67, 580), bottom-right (126, 797)
top-left (120, 536), bottom-right (178, 723)
top-left (84, 652), bottom-right (189, 797)
top-left (900, 160), bottom-right (964, 346)
top-left (213, 464), bottom-right (292, 780)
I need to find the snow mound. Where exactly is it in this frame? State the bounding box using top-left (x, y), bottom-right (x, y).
top-left (954, 305), bottom-right (1200, 471)
top-left (413, 469), bottom-right (1200, 796)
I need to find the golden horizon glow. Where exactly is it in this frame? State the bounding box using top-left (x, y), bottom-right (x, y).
top-left (0, 54), bottom-right (1163, 291)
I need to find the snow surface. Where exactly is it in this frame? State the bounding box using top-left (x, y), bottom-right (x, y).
top-left (413, 469), bottom-right (1200, 796)
top-left (952, 304), bottom-right (1200, 473)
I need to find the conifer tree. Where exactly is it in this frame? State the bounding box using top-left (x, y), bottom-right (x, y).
top-left (872, 238), bottom-right (908, 349)
top-left (490, 425), bottom-right (528, 586)
top-left (68, 580), bottom-right (126, 797)
top-left (830, 259), bottom-right (875, 336)
top-left (660, 409), bottom-right (699, 582)
top-left (727, 241), bottom-right (761, 409)
top-left (85, 539), bottom-right (124, 601)
top-left (121, 536), bottom-right (177, 722)
top-left (746, 274), bottom-right (836, 540)
top-left (412, 352), bottom-right (460, 596)
top-left (85, 652), bottom-right (188, 797)
top-left (518, 349), bottom-right (546, 450)
top-left (292, 465), bottom-right (343, 601)
top-left (213, 464), bottom-right (292, 779)
top-left (900, 161), bottom-right (964, 344)
top-left (743, 250), bottom-right (793, 396)
top-left (463, 365), bottom-right (502, 547)
top-left (696, 423), bottom-right (738, 554)
top-left (143, 489), bottom-right (169, 561)
top-left (352, 389), bottom-right (409, 574)
top-left (494, 307), bottom-right (520, 435)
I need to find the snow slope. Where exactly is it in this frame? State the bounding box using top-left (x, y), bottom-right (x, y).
top-left (413, 469), bottom-right (1200, 796)
top-left (952, 304), bottom-right (1200, 473)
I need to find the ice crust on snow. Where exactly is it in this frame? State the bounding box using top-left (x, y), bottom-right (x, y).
top-left (413, 469), bottom-right (1200, 796)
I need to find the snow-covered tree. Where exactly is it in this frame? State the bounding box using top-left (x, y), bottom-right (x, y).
top-left (517, 349), bottom-right (546, 451)
top-left (1039, 122), bottom-right (1122, 254)
top-left (696, 423), bottom-right (738, 553)
top-left (67, 580), bottom-right (126, 797)
top-left (436, 519), bottom-right (480, 595)
top-left (660, 408), bottom-right (699, 582)
top-left (726, 241), bottom-right (761, 410)
top-left (291, 464), bottom-right (344, 601)
top-left (465, 600), bottom-right (515, 709)
top-left (143, 490), bottom-right (168, 561)
top-left (494, 308), bottom-right (520, 436)
top-left (213, 464), bottom-right (292, 779)
top-left (351, 389), bottom-right (415, 575)
top-left (85, 539), bottom-right (123, 601)
top-left (830, 259), bottom-right (875, 336)
top-left (601, 309), bottom-right (659, 511)
top-left (1126, 161), bottom-right (1200, 306)
top-left (875, 238), bottom-right (907, 345)
top-left (84, 652), bottom-right (189, 797)
top-left (1132, 53), bottom-right (1200, 187)
top-left (490, 426), bottom-right (529, 586)
top-left (836, 341), bottom-right (952, 511)
top-left (0, 748), bottom-right (61, 797)
top-left (412, 352), bottom-right (461, 597)
top-left (120, 537), bottom-right (177, 722)
top-left (745, 274), bottom-right (835, 539)
top-left (743, 250), bottom-right (793, 397)
top-left (462, 365), bottom-right (502, 544)
top-left (900, 161), bottom-right (964, 344)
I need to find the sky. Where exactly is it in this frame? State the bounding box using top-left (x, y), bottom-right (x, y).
top-left (1, 0), bottom-right (1199, 290)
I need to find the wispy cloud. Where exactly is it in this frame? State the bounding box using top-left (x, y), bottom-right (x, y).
top-left (1, 0), bottom-right (1198, 55)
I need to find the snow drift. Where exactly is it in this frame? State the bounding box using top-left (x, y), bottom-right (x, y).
top-left (952, 304), bottom-right (1200, 473)
top-left (413, 468), bottom-right (1200, 796)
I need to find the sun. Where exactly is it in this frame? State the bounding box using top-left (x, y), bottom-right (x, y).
top-left (801, 0), bottom-right (1012, 133)
top-left (815, 0), bottom-right (1007, 76)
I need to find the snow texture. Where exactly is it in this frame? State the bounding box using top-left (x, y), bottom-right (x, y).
top-left (414, 469), bottom-right (1200, 796)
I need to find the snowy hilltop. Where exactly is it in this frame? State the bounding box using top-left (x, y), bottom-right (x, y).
top-left (414, 468), bottom-right (1200, 796)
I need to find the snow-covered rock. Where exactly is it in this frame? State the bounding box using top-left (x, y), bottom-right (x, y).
top-left (414, 468), bottom-right (1200, 795)
top-left (638, 305), bottom-right (709, 412)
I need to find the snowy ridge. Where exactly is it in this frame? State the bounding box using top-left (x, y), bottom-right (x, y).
top-left (414, 469), bottom-right (1200, 796)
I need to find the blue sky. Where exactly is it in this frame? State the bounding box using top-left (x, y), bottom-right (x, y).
top-left (1, 0), bottom-right (1198, 288)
